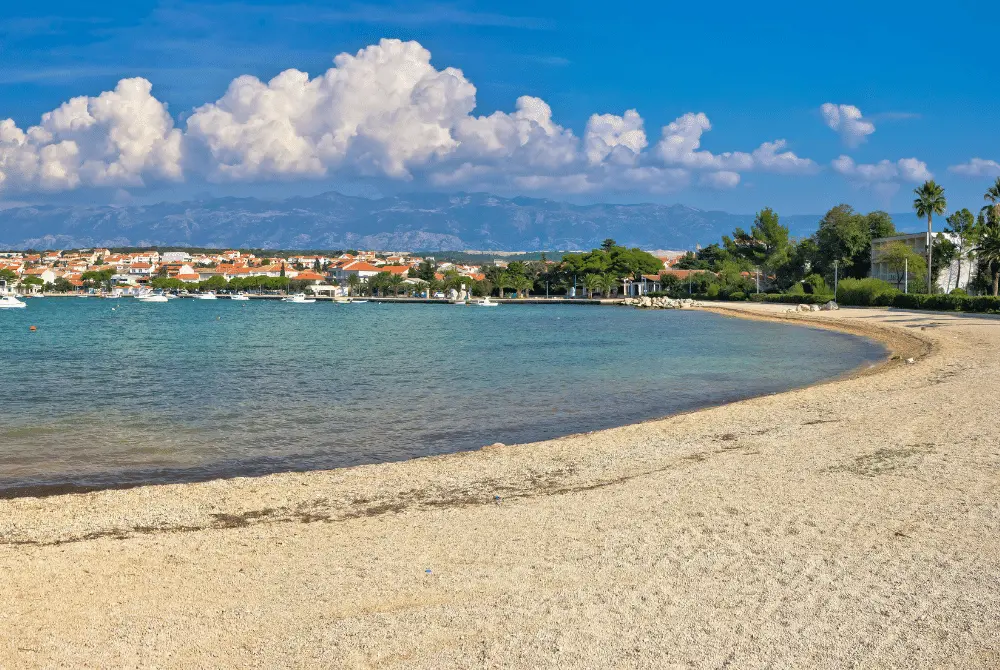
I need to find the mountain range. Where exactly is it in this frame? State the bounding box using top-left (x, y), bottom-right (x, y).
top-left (0, 191), bottom-right (921, 252)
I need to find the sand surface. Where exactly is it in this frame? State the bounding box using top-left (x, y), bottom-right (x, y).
top-left (1, 304), bottom-right (998, 668)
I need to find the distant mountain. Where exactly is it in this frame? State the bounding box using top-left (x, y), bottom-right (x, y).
top-left (0, 191), bottom-right (921, 251)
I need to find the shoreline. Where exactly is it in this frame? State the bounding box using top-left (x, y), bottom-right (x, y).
top-left (2, 303), bottom-right (998, 667)
top-left (0, 304), bottom-right (901, 502)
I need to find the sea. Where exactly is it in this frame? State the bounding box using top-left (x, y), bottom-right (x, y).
top-left (0, 298), bottom-right (886, 495)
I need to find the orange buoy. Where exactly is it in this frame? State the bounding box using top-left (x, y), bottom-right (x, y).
top-left (29, 325), bottom-right (37, 331)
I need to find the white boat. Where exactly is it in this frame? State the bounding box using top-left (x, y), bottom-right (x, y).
top-left (194, 292), bottom-right (218, 300)
top-left (347, 299), bottom-right (368, 304)
top-left (474, 297), bottom-right (498, 307)
top-left (283, 293), bottom-right (316, 304)
top-left (0, 295), bottom-right (27, 309)
top-left (104, 289), bottom-right (124, 299)
top-left (136, 293), bottom-right (168, 303)
top-left (230, 293), bottom-right (250, 301)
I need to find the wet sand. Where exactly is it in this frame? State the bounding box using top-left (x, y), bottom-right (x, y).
top-left (1, 304), bottom-right (998, 668)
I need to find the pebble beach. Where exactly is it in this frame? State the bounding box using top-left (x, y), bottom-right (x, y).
top-left (1, 303), bottom-right (998, 668)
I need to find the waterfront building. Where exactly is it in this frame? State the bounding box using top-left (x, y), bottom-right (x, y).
top-left (869, 233), bottom-right (972, 293)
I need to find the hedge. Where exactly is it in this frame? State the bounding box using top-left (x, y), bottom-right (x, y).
top-left (749, 293), bottom-right (835, 305)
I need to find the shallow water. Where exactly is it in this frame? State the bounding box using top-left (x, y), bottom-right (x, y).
top-left (0, 298), bottom-right (885, 494)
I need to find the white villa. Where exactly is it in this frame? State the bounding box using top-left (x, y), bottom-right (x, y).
top-left (870, 232), bottom-right (974, 293)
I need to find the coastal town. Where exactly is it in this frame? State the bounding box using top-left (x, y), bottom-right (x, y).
top-left (0, 246), bottom-right (694, 300)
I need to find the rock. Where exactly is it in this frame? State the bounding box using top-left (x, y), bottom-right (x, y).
top-left (797, 304), bottom-right (811, 312)
top-left (905, 358), bottom-right (915, 365)
top-left (820, 300), bottom-right (839, 311)
top-left (809, 304), bottom-right (821, 312)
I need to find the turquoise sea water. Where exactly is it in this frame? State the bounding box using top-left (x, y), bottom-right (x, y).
top-left (0, 298), bottom-right (885, 494)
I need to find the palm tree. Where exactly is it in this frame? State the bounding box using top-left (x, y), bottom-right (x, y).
top-left (388, 273), bottom-right (405, 296)
top-left (975, 223), bottom-right (1000, 296)
top-left (496, 271), bottom-right (513, 298)
top-left (985, 177), bottom-right (1000, 220)
top-left (583, 273), bottom-right (602, 298)
top-left (599, 273), bottom-right (618, 299)
top-left (347, 273), bottom-right (361, 297)
top-left (514, 275), bottom-right (533, 298)
top-left (912, 180), bottom-right (947, 294)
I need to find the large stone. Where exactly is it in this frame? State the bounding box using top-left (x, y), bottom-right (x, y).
top-left (821, 300), bottom-right (840, 311)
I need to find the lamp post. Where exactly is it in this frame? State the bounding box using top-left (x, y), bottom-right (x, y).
top-left (834, 260), bottom-right (839, 297)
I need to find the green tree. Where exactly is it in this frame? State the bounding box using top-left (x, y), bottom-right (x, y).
top-left (0, 268), bottom-right (16, 283)
top-left (347, 274), bottom-right (361, 296)
top-left (414, 259), bottom-right (437, 281)
top-left (52, 277), bottom-right (74, 293)
top-left (199, 275), bottom-right (229, 292)
top-left (583, 273), bottom-right (603, 298)
top-left (724, 208), bottom-right (792, 290)
top-left (912, 180), bottom-right (947, 294)
top-left (944, 208), bottom-right (980, 290)
top-left (815, 204), bottom-right (871, 280)
top-left (598, 273), bottom-right (618, 298)
top-left (496, 270), bottom-right (513, 298)
top-left (877, 241), bottom-right (927, 291)
top-left (514, 274), bottom-right (533, 298)
top-left (81, 269), bottom-right (115, 289)
top-left (984, 177), bottom-right (1000, 220)
top-left (601, 238), bottom-right (617, 251)
top-left (974, 221), bottom-right (1000, 296)
top-left (388, 273), bottom-right (405, 296)
top-left (931, 235), bottom-right (958, 288)
top-left (865, 211), bottom-right (897, 240)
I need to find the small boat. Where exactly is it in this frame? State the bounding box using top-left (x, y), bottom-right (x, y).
top-left (348, 299), bottom-right (368, 304)
top-left (194, 292), bottom-right (218, 300)
top-left (136, 293), bottom-right (168, 303)
top-left (474, 297), bottom-right (498, 307)
top-left (104, 289), bottom-right (124, 299)
top-left (229, 293), bottom-right (250, 301)
top-left (0, 295), bottom-right (27, 309)
top-left (283, 293), bottom-right (316, 304)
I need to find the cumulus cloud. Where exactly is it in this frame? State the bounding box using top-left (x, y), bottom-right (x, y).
top-left (0, 38), bottom-right (822, 198)
top-left (821, 103), bottom-right (875, 147)
top-left (699, 171), bottom-right (741, 189)
top-left (0, 78), bottom-right (182, 191)
top-left (584, 109), bottom-right (646, 165)
top-left (949, 158), bottom-right (1000, 178)
top-left (654, 112), bottom-right (815, 175)
top-left (832, 155), bottom-right (931, 186)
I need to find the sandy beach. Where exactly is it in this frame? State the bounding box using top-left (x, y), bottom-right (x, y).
top-left (1, 303), bottom-right (998, 668)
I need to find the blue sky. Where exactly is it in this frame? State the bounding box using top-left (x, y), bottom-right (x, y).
top-left (0, 0), bottom-right (996, 215)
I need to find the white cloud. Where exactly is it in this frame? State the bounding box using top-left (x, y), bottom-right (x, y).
top-left (949, 158), bottom-right (1000, 178)
top-left (832, 155), bottom-right (931, 185)
top-left (0, 78), bottom-right (182, 192)
top-left (583, 109), bottom-right (646, 165)
top-left (699, 171), bottom-right (741, 189)
top-left (0, 38), bottom-right (824, 198)
top-left (186, 39), bottom-right (477, 181)
top-left (820, 103), bottom-right (875, 147)
top-left (654, 112), bottom-right (815, 175)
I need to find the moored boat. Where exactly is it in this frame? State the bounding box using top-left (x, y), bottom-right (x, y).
top-left (0, 295), bottom-right (27, 309)
top-left (283, 293), bottom-right (316, 304)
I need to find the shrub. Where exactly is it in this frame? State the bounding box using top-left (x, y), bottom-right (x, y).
top-left (836, 278), bottom-right (899, 306)
top-left (749, 293), bottom-right (834, 305)
top-left (785, 282), bottom-right (806, 296)
top-left (803, 273), bottom-right (829, 295)
top-left (950, 287), bottom-right (968, 296)
top-left (728, 291), bottom-right (747, 301)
